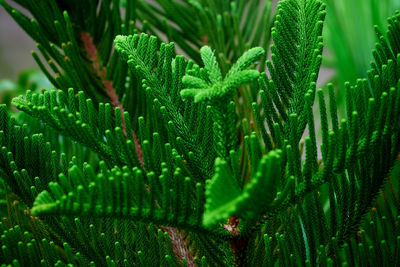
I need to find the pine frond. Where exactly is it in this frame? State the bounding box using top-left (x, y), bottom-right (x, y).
top-left (31, 160), bottom-right (229, 240)
top-left (133, 0), bottom-right (274, 70)
top-left (0, 0), bottom-right (137, 103)
top-left (0, 104), bottom-right (66, 205)
top-left (1, 0), bottom-right (400, 265)
top-left (12, 89), bottom-right (142, 169)
top-left (180, 46), bottom-right (263, 103)
top-left (247, 8), bottom-right (400, 266)
top-left (200, 46), bottom-right (222, 84)
top-left (0, 223), bottom-right (88, 266)
top-left (0, 202), bottom-right (184, 266)
top-left (203, 151), bottom-right (290, 228)
top-left (179, 46), bottom-right (263, 160)
top-left (265, 0), bottom-right (326, 139)
top-left (115, 33), bottom-right (214, 180)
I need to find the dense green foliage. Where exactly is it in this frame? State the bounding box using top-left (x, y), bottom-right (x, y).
top-left (0, 0), bottom-right (400, 266)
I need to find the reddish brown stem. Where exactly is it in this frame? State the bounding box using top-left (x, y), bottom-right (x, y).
top-left (81, 32), bottom-right (143, 167)
top-left (161, 226), bottom-right (196, 266)
top-left (225, 216), bottom-right (249, 267)
top-left (81, 32), bottom-right (195, 266)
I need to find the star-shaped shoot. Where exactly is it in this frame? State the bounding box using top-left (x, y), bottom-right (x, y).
top-left (180, 46), bottom-right (265, 103)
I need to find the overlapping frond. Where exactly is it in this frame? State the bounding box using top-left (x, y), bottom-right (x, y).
top-left (0, 0), bottom-right (137, 103)
top-left (31, 160), bottom-right (229, 240)
top-left (1, 0), bottom-right (400, 266)
top-left (247, 7), bottom-right (400, 266)
top-left (262, 0), bottom-right (326, 140)
top-left (133, 0), bottom-right (274, 71)
top-left (115, 33), bottom-right (216, 180)
top-left (259, 165), bottom-right (400, 266)
top-left (0, 213), bottom-right (183, 266)
top-left (203, 151), bottom-right (290, 227)
top-left (0, 104), bottom-right (66, 205)
top-left (0, 223), bottom-right (85, 266)
top-left (12, 89), bottom-right (142, 169)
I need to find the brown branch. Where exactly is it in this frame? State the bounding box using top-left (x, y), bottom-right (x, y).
top-left (161, 226), bottom-right (196, 266)
top-left (225, 216), bottom-right (250, 267)
top-left (81, 32), bottom-right (196, 266)
top-left (81, 32), bottom-right (143, 167)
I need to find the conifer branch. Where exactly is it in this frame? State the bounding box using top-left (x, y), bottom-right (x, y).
top-left (1, 0), bottom-right (400, 266)
top-left (81, 31), bottom-right (144, 167)
top-left (161, 226), bottom-right (195, 267)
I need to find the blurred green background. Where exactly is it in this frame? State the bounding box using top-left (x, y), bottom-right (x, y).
top-left (324, 0), bottom-right (400, 88)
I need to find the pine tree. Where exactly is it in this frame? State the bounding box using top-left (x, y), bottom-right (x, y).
top-left (0, 0), bottom-right (400, 266)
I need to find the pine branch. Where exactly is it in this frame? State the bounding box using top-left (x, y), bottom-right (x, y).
top-left (81, 31), bottom-right (144, 167)
top-left (0, 105), bottom-right (65, 205)
top-left (180, 46), bottom-right (264, 103)
top-left (203, 151), bottom-right (287, 228)
top-left (31, 162), bottom-right (230, 241)
top-left (12, 89), bottom-right (142, 169)
top-left (263, 0), bottom-right (326, 142)
top-left (115, 34), bottom-right (213, 181)
top-left (161, 226), bottom-right (195, 267)
top-left (180, 45), bottom-right (263, 159)
top-left (2, 0), bottom-right (400, 266)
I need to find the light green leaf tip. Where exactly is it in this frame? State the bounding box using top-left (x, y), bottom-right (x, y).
top-left (114, 35), bottom-right (129, 54)
top-left (227, 47), bottom-right (265, 77)
top-left (200, 46), bottom-right (222, 83)
top-left (181, 47), bottom-right (263, 103)
top-left (203, 150), bottom-right (282, 227)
